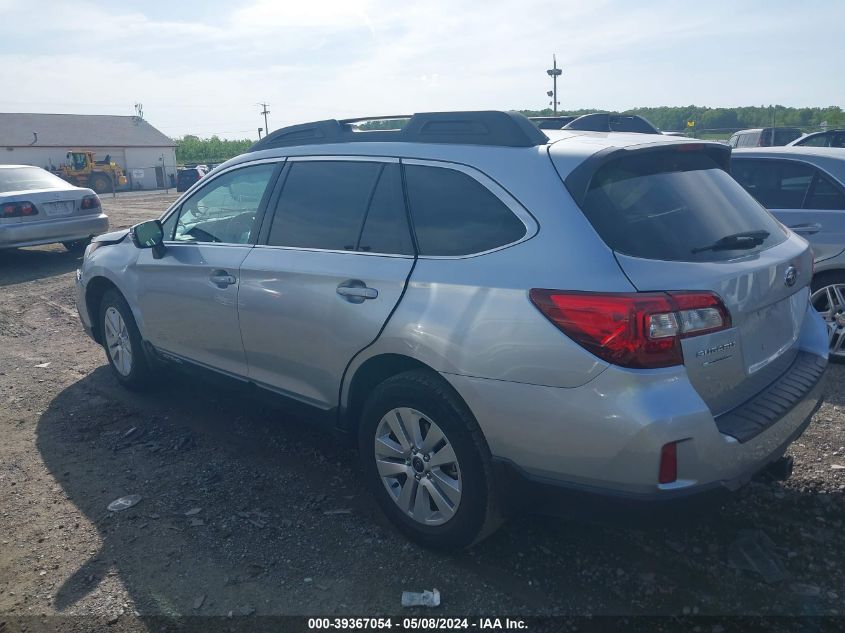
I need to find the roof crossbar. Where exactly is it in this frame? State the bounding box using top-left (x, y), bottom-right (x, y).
top-left (249, 111), bottom-right (549, 152)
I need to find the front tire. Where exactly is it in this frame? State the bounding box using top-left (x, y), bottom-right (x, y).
top-left (99, 289), bottom-right (154, 390)
top-left (811, 271), bottom-right (845, 363)
top-left (358, 370), bottom-right (501, 549)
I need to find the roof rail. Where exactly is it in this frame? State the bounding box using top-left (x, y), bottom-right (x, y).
top-left (249, 111), bottom-right (549, 152)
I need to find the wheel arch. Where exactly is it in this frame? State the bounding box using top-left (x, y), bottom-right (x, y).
top-left (85, 276), bottom-right (122, 344)
top-left (341, 353), bottom-right (462, 434)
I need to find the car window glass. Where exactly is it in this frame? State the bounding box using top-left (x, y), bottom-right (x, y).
top-left (581, 152), bottom-right (786, 262)
top-left (798, 134), bottom-right (828, 147)
top-left (732, 160), bottom-right (813, 209)
top-left (267, 161), bottom-right (382, 250)
top-left (357, 164), bottom-right (414, 255)
top-left (805, 172), bottom-right (845, 210)
top-left (834, 133), bottom-right (845, 148)
top-left (774, 129), bottom-right (802, 145)
top-left (404, 164), bottom-right (526, 256)
top-left (173, 163), bottom-right (275, 244)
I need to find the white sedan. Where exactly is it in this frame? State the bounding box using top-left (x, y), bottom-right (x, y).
top-left (0, 165), bottom-right (109, 252)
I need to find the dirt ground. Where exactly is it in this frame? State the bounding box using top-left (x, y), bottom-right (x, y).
top-left (1, 191), bottom-right (844, 626)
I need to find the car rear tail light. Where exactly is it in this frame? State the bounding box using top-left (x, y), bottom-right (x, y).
top-left (1, 201), bottom-right (37, 217)
top-left (658, 442), bottom-right (678, 484)
top-left (528, 290), bottom-right (731, 369)
top-left (81, 194), bottom-right (101, 210)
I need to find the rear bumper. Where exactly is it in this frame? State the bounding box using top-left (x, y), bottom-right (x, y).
top-left (0, 213), bottom-right (109, 249)
top-left (493, 381), bottom-right (822, 516)
top-left (442, 299), bottom-right (828, 502)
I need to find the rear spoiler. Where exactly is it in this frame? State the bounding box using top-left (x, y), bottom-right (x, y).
top-left (560, 141), bottom-right (731, 207)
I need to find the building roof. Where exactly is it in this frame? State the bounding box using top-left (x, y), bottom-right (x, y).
top-left (0, 113), bottom-right (176, 148)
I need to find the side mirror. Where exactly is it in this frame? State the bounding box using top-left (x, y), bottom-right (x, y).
top-left (130, 219), bottom-right (166, 259)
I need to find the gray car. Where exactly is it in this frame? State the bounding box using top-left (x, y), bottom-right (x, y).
top-left (75, 112), bottom-right (828, 548)
top-left (732, 147), bottom-right (845, 360)
top-left (0, 165), bottom-right (109, 252)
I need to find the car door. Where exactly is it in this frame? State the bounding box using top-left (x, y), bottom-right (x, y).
top-left (237, 157), bottom-right (415, 409)
top-left (133, 160), bottom-right (280, 375)
top-left (733, 158), bottom-right (845, 263)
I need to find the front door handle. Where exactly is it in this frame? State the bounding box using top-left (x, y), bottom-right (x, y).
top-left (209, 270), bottom-right (237, 288)
top-left (788, 223), bottom-right (823, 235)
top-left (336, 280), bottom-right (378, 303)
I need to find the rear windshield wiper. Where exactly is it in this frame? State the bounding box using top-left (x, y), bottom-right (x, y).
top-left (691, 230), bottom-right (770, 254)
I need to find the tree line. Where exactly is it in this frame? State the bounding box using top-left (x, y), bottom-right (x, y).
top-left (521, 105), bottom-right (844, 132)
top-left (174, 105), bottom-right (844, 163)
top-left (174, 135), bottom-right (254, 166)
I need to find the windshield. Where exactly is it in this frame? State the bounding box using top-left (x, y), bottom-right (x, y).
top-left (0, 167), bottom-right (70, 193)
top-left (579, 151), bottom-right (787, 262)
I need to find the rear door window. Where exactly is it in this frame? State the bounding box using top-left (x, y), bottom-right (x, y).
top-left (267, 161), bottom-right (381, 251)
top-left (357, 164), bottom-right (414, 255)
top-left (266, 160), bottom-right (413, 255)
top-left (578, 151), bottom-right (786, 262)
top-left (404, 164), bottom-right (526, 256)
top-left (732, 159), bottom-right (813, 209)
top-left (805, 172), bottom-right (845, 210)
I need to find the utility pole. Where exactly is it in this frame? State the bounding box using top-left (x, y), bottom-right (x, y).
top-left (546, 55), bottom-right (562, 114)
top-left (258, 103), bottom-right (270, 134)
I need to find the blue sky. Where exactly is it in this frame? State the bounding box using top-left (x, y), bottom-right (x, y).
top-left (1, 0), bottom-right (842, 138)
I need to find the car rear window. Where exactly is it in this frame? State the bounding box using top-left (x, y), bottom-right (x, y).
top-left (578, 151), bottom-right (787, 262)
top-left (0, 167), bottom-right (69, 193)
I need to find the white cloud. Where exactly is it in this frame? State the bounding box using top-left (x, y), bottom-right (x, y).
top-left (0, 0), bottom-right (842, 138)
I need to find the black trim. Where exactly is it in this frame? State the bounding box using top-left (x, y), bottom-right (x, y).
top-left (249, 111), bottom-right (549, 151)
top-left (715, 351), bottom-right (827, 443)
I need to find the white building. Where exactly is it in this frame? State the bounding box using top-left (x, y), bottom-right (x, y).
top-left (0, 113), bottom-right (177, 190)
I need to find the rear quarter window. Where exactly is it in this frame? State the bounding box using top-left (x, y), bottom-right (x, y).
top-left (578, 151), bottom-right (786, 262)
top-left (404, 164), bottom-right (526, 256)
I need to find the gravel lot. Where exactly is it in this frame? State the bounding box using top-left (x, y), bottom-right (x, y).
top-left (1, 192), bottom-right (844, 626)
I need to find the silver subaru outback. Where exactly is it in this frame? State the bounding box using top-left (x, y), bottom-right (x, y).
top-left (75, 111), bottom-right (828, 549)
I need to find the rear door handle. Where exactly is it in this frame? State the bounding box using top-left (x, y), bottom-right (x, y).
top-left (788, 223), bottom-right (823, 235)
top-left (209, 270), bottom-right (237, 288)
top-left (336, 280), bottom-right (378, 303)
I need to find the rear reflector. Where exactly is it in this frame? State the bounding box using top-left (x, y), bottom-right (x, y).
top-left (658, 442), bottom-right (678, 484)
top-left (529, 290), bottom-right (731, 369)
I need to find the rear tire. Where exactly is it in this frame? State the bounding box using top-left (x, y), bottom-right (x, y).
top-left (811, 271), bottom-right (845, 363)
top-left (99, 289), bottom-right (154, 390)
top-left (63, 238), bottom-right (91, 254)
top-left (358, 369), bottom-right (501, 549)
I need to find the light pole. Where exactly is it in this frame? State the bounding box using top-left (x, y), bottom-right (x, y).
top-left (546, 55), bottom-right (562, 114)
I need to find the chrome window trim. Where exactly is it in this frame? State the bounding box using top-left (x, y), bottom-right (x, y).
top-left (160, 157), bottom-right (286, 245)
top-left (251, 243), bottom-right (414, 259)
top-left (287, 155), bottom-right (400, 164)
top-left (400, 157), bottom-right (539, 260)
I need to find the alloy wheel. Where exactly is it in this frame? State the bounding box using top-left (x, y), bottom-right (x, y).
top-left (811, 283), bottom-right (845, 358)
top-left (374, 407), bottom-right (462, 526)
top-left (104, 306), bottom-right (133, 376)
